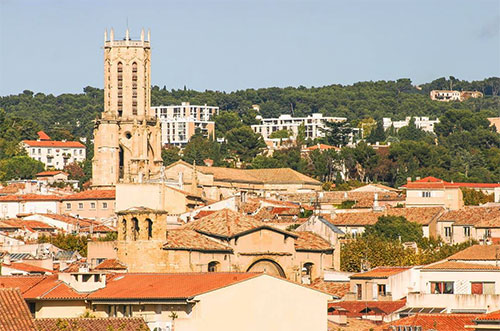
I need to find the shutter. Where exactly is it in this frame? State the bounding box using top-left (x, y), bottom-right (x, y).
top-left (483, 282), bottom-right (495, 294)
top-left (471, 282), bottom-right (483, 294)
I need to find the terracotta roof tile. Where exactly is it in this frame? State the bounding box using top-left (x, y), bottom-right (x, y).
top-left (22, 275), bottom-right (86, 300)
top-left (193, 210), bottom-right (217, 219)
top-left (94, 259), bottom-right (127, 270)
top-left (440, 207), bottom-right (500, 227)
top-left (351, 266), bottom-right (412, 279)
top-left (163, 229), bottom-right (233, 252)
top-left (0, 194), bottom-right (62, 202)
top-left (62, 189), bottom-right (115, 200)
top-left (328, 318), bottom-right (378, 331)
top-left (2, 262), bottom-right (52, 274)
top-left (376, 313), bottom-right (479, 331)
top-left (35, 317), bottom-right (148, 331)
top-left (0, 183), bottom-right (25, 195)
top-left (447, 244), bottom-right (500, 261)
top-left (0, 288), bottom-right (36, 331)
top-left (422, 260), bottom-right (500, 271)
top-left (88, 272), bottom-right (260, 300)
top-left (36, 171), bottom-right (68, 177)
top-left (475, 310), bottom-right (500, 321)
top-left (0, 276), bottom-right (47, 294)
top-left (308, 278), bottom-right (349, 298)
top-left (22, 140), bottom-right (85, 148)
top-left (281, 191), bottom-right (403, 208)
top-left (294, 231), bottom-right (333, 251)
top-left (331, 207), bottom-right (444, 226)
top-left (329, 300), bottom-right (407, 317)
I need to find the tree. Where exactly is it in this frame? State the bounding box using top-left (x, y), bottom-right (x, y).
top-left (321, 121), bottom-right (353, 147)
top-left (269, 129), bottom-right (292, 139)
top-left (364, 215), bottom-right (424, 244)
top-left (214, 111), bottom-right (242, 138)
top-left (225, 126), bottom-right (266, 162)
top-left (0, 156), bottom-right (45, 181)
top-left (161, 146), bottom-right (181, 166)
top-left (461, 187), bottom-right (494, 205)
top-left (397, 118), bottom-right (428, 141)
top-left (366, 121), bottom-right (386, 144)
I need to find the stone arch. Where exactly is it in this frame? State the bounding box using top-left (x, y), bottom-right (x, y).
top-left (246, 259), bottom-right (285, 278)
top-left (301, 262), bottom-right (314, 284)
top-left (146, 218), bottom-right (153, 240)
top-left (121, 218), bottom-right (127, 241)
top-left (131, 217), bottom-right (139, 241)
top-left (208, 261), bottom-right (220, 272)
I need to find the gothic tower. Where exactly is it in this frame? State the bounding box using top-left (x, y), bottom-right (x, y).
top-left (92, 29), bottom-right (163, 188)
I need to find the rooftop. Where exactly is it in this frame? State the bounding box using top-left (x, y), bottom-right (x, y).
top-left (36, 171), bottom-right (68, 177)
top-left (94, 259), bottom-right (127, 271)
top-left (329, 299), bottom-right (407, 316)
top-left (422, 260), bottom-right (500, 271)
top-left (376, 313), bottom-right (480, 331)
top-left (439, 207), bottom-right (500, 227)
top-left (22, 140), bottom-right (85, 148)
top-left (0, 288), bottom-right (36, 331)
top-left (35, 317), bottom-right (148, 331)
top-left (0, 194), bottom-right (62, 202)
top-left (163, 229), bottom-right (233, 252)
top-left (330, 207), bottom-right (444, 226)
top-left (294, 231), bottom-right (333, 252)
top-left (447, 244), bottom-right (500, 261)
top-left (308, 278), bottom-right (349, 299)
top-left (62, 189), bottom-right (115, 200)
top-left (350, 266), bottom-right (412, 279)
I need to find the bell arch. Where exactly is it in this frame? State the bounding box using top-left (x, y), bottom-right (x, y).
top-left (246, 259), bottom-right (285, 278)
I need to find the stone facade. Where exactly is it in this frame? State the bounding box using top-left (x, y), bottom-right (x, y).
top-left (92, 29), bottom-right (163, 188)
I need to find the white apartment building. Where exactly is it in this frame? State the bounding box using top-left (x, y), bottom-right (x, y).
top-left (153, 102), bottom-right (218, 146)
top-left (251, 113), bottom-right (347, 140)
top-left (21, 132), bottom-right (86, 170)
top-left (382, 116), bottom-right (439, 133)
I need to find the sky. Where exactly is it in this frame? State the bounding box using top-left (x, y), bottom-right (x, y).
top-left (0, 0), bottom-right (499, 96)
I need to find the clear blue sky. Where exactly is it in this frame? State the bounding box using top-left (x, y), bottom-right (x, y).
top-left (1, 0), bottom-right (499, 96)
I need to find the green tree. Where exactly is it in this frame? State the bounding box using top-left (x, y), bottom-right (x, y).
top-left (225, 126), bottom-right (266, 162)
top-left (269, 129), bottom-right (292, 139)
top-left (364, 215), bottom-right (424, 244)
top-left (0, 156), bottom-right (45, 180)
top-left (161, 146), bottom-right (181, 166)
top-left (214, 111), bottom-right (242, 138)
top-left (366, 121), bottom-right (386, 144)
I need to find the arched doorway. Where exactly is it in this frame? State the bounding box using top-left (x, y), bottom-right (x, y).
top-left (246, 259), bottom-right (285, 278)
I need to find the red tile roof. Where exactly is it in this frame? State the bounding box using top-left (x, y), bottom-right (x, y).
top-left (3, 262), bottom-right (52, 274)
top-left (0, 288), bottom-right (36, 331)
top-left (0, 194), bottom-right (62, 202)
top-left (0, 183), bottom-right (25, 195)
top-left (22, 275), bottom-right (86, 300)
top-left (22, 140), bottom-right (85, 148)
top-left (163, 229), bottom-right (233, 252)
top-left (329, 300), bottom-right (406, 317)
top-left (94, 259), bottom-right (127, 270)
top-left (402, 176), bottom-right (462, 189)
top-left (422, 260), bottom-right (500, 271)
top-left (62, 189), bottom-right (115, 200)
top-left (88, 273), bottom-right (260, 300)
top-left (447, 244), bottom-right (500, 261)
top-left (376, 313), bottom-right (479, 331)
top-left (439, 207), bottom-right (500, 227)
top-left (32, 213), bottom-right (96, 227)
top-left (0, 276), bottom-right (47, 294)
top-left (475, 310), bottom-right (500, 321)
top-left (37, 131), bottom-right (51, 140)
top-left (36, 171), bottom-right (68, 177)
top-left (309, 278), bottom-right (349, 298)
top-left (351, 266), bottom-right (412, 279)
top-left (194, 210), bottom-right (217, 219)
top-left (294, 231), bottom-right (333, 251)
top-left (331, 207), bottom-right (444, 226)
top-left (35, 317), bottom-right (149, 331)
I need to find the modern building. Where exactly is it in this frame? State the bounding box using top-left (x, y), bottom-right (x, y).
top-left (92, 29), bottom-right (163, 188)
top-left (153, 102), bottom-right (218, 146)
top-left (251, 113), bottom-right (346, 141)
top-left (22, 131), bottom-right (86, 170)
top-left (382, 117), bottom-right (439, 133)
top-left (430, 90), bottom-right (483, 102)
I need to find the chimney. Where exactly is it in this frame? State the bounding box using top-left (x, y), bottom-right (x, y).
top-left (178, 172), bottom-right (184, 190)
top-left (407, 177), bottom-right (412, 183)
top-left (416, 176), bottom-right (421, 181)
top-left (3, 255), bottom-right (11, 265)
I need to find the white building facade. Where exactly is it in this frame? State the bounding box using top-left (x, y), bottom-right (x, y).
top-left (21, 141), bottom-right (86, 170)
top-left (382, 117), bottom-right (439, 133)
top-left (153, 102), bottom-right (218, 146)
top-left (251, 113), bottom-right (347, 140)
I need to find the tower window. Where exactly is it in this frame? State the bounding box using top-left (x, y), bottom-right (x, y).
top-left (132, 62), bottom-right (138, 116)
top-left (117, 62), bottom-right (123, 117)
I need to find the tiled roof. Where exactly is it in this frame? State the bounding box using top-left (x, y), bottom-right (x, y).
top-left (32, 213), bottom-right (96, 227)
top-left (88, 273), bottom-right (260, 300)
top-left (36, 171), bottom-right (68, 177)
top-left (0, 194), bottom-right (61, 202)
top-left (0, 288), bottom-right (36, 331)
top-left (195, 164), bottom-right (321, 185)
top-left (401, 176), bottom-right (498, 190)
top-left (94, 259), bottom-right (127, 270)
top-left (163, 229), bottom-right (233, 252)
top-left (475, 310), bottom-right (500, 321)
top-left (37, 131), bottom-right (51, 140)
top-left (0, 183), bottom-right (25, 195)
top-left (422, 260), bottom-right (500, 271)
top-left (22, 140), bottom-right (85, 148)
top-left (308, 278), bottom-right (349, 298)
top-left (305, 144), bottom-right (340, 151)
top-left (62, 189), bottom-right (115, 200)
top-left (280, 191), bottom-right (403, 208)
top-left (1, 219), bottom-right (56, 232)
top-left (447, 244), bottom-right (500, 261)
top-left (193, 210), bottom-right (217, 219)
top-left (351, 266), bottom-right (412, 279)
top-left (3, 262), bottom-right (52, 274)
top-left (35, 317), bottom-right (149, 331)
top-left (351, 183), bottom-right (401, 192)
top-left (22, 275), bottom-right (86, 300)
top-left (0, 276), bottom-right (46, 294)
top-left (331, 207), bottom-right (444, 226)
top-left (328, 318), bottom-right (378, 331)
top-left (294, 231), bottom-right (333, 251)
top-left (439, 207), bottom-right (500, 227)
top-left (458, 182), bottom-right (500, 188)
top-left (329, 300), bottom-right (407, 317)
top-left (376, 313), bottom-right (479, 331)
top-left (184, 209), bottom-right (295, 239)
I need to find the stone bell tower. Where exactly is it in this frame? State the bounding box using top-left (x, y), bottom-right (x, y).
top-left (92, 28), bottom-right (163, 188)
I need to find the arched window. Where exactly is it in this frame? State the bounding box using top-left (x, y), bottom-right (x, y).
top-left (117, 62), bottom-right (123, 117)
top-left (302, 262), bottom-right (314, 284)
top-left (121, 219), bottom-right (127, 240)
top-left (146, 218), bottom-right (153, 240)
top-left (132, 217), bottom-right (139, 241)
top-left (132, 62), bottom-right (138, 116)
top-left (208, 261), bottom-right (220, 272)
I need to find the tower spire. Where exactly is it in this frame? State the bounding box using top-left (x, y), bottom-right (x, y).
top-left (125, 28), bottom-right (130, 41)
top-left (141, 28), bottom-right (145, 42)
top-left (110, 28), bottom-right (114, 41)
top-left (104, 29), bottom-right (108, 42)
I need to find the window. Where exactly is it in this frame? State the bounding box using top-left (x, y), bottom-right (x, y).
top-left (471, 282), bottom-right (495, 294)
top-left (66, 203), bottom-right (71, 210)
top-left (122, 219), bottom-right (127, 240)
top-left (430, 281), bottom-right (454, 294)
top-left (378, 284), bottom-right (387, 296)
top-left (421, 191), bottom-right (431, 198)
top-left (102, 202), bottom-right (108, 209)
top-left (146, 218), bottom-right (153, 240)
top-left (32, 148), bottom-right (35, 154)
top-left (38, 148), bottom-right (41, 154)
top-left (78, 203), bottom-right (84, 209)
top-left (132, 62), bottom-right (138, 115)
top-left (90, 202), bottom-right (96, 209)
top-left (485, 229), bottom-right (492, 238)
top-left (356, 284), bottom-right (362, 300)
top-left (208, 261), bottom-right (220, 272)
top-left (464, 226), bottom-right (471, 237)
top-left (132, 217), bottom-right (139, 241)
top-left (444, 227), bottom-right (452, 237)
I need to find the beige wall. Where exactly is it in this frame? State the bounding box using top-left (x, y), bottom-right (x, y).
top-left (61, 198), bottom-right (115, 221)
top-left (33, 300), bottom-right (88, 318)
top-left (406, 187), bottom-right (463, 210)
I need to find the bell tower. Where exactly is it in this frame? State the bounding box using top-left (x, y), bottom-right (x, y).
top-left (92, 29), bottom-right (163, 188)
